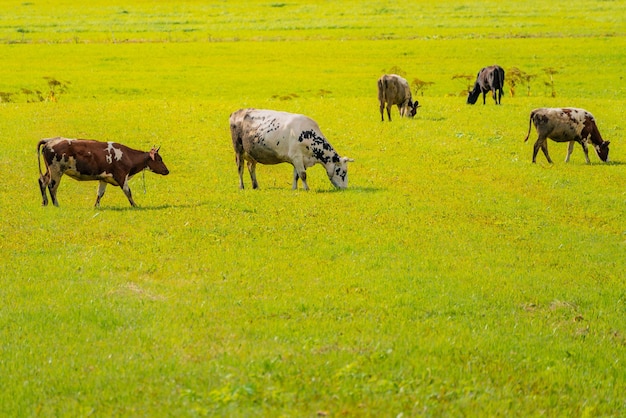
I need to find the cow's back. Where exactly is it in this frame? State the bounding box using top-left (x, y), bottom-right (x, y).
top-left (531, 107), bottom-right (591, 141)
top-left (378, 74), bottom-right (410, 104)
top-left (230, 109), bottom-right (319, 165)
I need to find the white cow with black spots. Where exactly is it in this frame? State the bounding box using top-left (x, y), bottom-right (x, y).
top-left (229, 109), bottom-right (353, 190)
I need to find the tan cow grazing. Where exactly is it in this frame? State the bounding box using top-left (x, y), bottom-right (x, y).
top-left (377, 74), bottom-right (419, 121)
top-left (230, 109), bottom-right (353, 190)
top-left (37, 137), bottom-right (169, 207)
top-left (523, 108), bottom-right (610, 164)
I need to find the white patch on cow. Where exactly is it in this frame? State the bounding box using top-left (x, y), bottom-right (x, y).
top-left (106, 141), bottom-right (124, 163)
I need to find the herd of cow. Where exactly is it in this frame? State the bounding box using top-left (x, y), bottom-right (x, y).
top-left (36, 64), bottom-right (612, 207)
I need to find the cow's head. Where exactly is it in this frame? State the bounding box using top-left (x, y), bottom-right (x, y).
top-left (594, 141), bottom-right (610, 162)
top-left (147, 147), bottom-right (170, 175)
top-left (466, 88), bottom-right (480, 104)
top-left (328, 156), bottom-right (354, 189)
top-left (408, 100), bottom-right (420, 117)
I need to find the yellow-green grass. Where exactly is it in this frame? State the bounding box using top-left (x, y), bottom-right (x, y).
top-left (1, 0), bottom-right (625, 416)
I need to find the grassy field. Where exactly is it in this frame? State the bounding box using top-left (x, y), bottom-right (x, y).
top-left (1, 0), bottom-right (625, 416)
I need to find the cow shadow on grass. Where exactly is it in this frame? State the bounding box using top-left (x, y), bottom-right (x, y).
top-left (579, 160), bottom-right (625, 166)
top-left (96, 200), bottom-right (214, 212)
top-left (258, 186), bottom-right (383, 193)
top-left (316, 186), bottom-right (383, 193)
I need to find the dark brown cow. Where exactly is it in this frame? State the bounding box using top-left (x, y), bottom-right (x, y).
top-left (523, 108), bottom-right (610, 164)
top-left (37, 137), bottom-right (169, 207)
top-left (467, 65), bottom-right (505, 105)
top-left (377, 74), bottom-right (419, 121)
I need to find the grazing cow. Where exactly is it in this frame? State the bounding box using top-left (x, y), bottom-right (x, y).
top-left (377, 74), bottom-right (419, 121)
top-left (229, 109), bottom-right (353, 190)
top-left (523, 108), bottom-right (610, 164)
top-left (467, 65), bottom-right (505, 105)
top-left (37, 137), bottom-right (169, 207)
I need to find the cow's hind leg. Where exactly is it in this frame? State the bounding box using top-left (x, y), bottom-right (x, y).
top-left (247, 161), bottom-right (259, 189)
top-left (532, 137), bottom-right (553, 164)
top-left (535, 138), bottom-right (553, 164)
top-left (38, 172), bottom-right (50, 206)
top-left (386, 105), bottom-right (392, 121)
top-left (95, 181), bottom-right (108, 207)
top-left (47, 174), bottom-right (62, 207)
top-left (236, 154), bottom-right (245, 189)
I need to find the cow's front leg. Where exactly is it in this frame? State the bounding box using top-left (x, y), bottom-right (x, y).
top-left (95, 181), bottom-right (107, 207)
top-left (580, 141), bottom-right (591, 164)
top-left (292, 168), bottom-right (300, 189)
top-left (292, 165), bottom-right (309, 190)
top-left (121, 181), bottom-right (137, 207)
top-left (565, 141), bottom-right (576, 162)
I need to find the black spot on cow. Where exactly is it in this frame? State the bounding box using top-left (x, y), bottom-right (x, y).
top-left (312, 146), bottom-right (330, 163)
top-left (335, 167), bottom-right (346, 181)
top-left (299, 130), bottom-right (318, 142)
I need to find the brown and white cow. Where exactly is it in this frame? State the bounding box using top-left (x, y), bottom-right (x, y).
top-left (37, 137), bottom-right (169, 207)
top-left (230, 109), bottom-right (353, 190)
top-left (524, 108), bottom-right (610, 164)
top-left (377, 74), bottom-right (419, 121)
top-left (467, 65), bottom-right (505, 105)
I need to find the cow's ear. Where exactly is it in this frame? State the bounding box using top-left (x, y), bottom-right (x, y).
top-left (342, 157), bottom-right (354, 163)
top-left (605, 141), bottom-right (610, 146)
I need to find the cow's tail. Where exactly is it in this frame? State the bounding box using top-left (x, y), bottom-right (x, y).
top-left (377, 78), bottom-right (385, 103)
top-left (37, 139), bottom-right (48, 177)
top-left (523, 111), bottom-right (534, 142)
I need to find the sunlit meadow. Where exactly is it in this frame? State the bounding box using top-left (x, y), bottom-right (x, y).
top-left (0, 0), bottom-right (625, 416)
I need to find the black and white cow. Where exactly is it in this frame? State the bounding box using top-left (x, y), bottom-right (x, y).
top-left (524, 108), bottom-right (610, 164)
top-left (37, 137), bottom-right (169, 207)
top-left (467, 65), bottom-right (505, 105)
top-left (377, 74), bottom-right (419, 121)
top-left (229, 109), bottom-right (353, 190)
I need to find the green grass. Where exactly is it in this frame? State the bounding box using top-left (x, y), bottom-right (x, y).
top-left (1, 0), bottom-right (625, 416)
